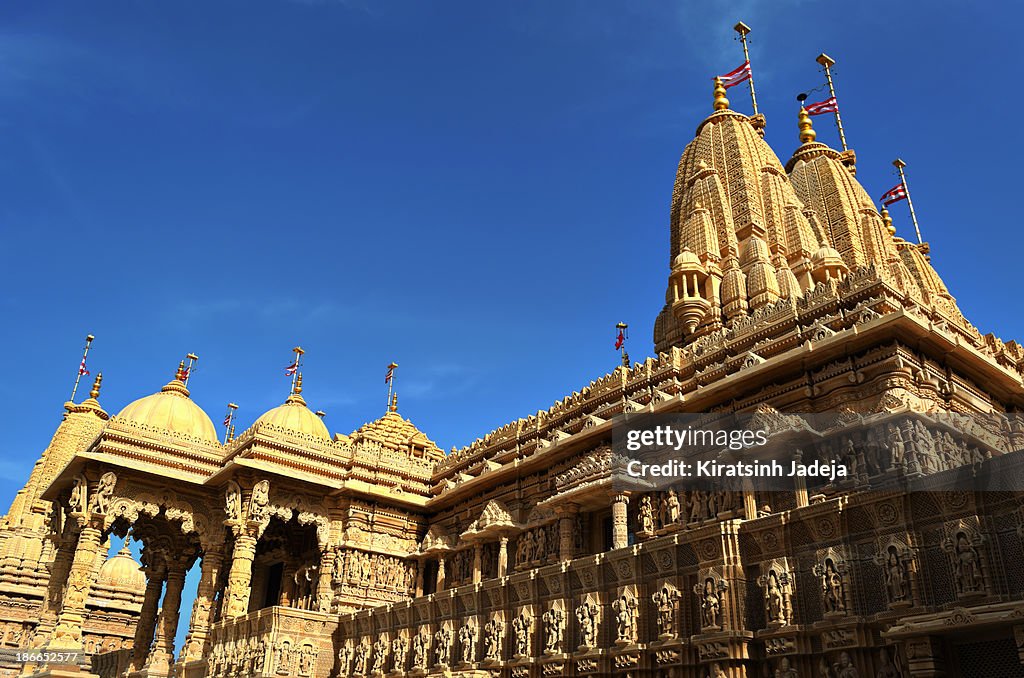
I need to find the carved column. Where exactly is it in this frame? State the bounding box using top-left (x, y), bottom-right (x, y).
top-left (181, 545), bottom-right (224, 663)
top-left (280, 562), bottom-right (298, 607)
top-left (793, 450), bottom-right (809, 509)
top-left (611, 493), bottom-right (630, 550)
top-left (224, 533), bottom-right (258, 617)
top-left (31, 516), bottom-right (80, 647)
top-left (556, 503), bottom-right (578, 561)
top-left (437, 557), bottom-right (446, 592)
top-left (49, 520), bottom-right (103, 649)
top-left (472, 543), bottom-right (483, 584)
top-left (497, 537), bottom-right (509, 578)
top-left (415, 561), bottom-right (425, 596)
top-left (130, 562), bottom-right (167, 671)
top-left (316, 548), bottom-right (336, 611)
top-left (145, 556), bottom-right (188, 673)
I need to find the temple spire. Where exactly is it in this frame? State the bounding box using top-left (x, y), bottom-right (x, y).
top-left (89, 373), bottom-right (102, 400)
top-left (798, 107), bottom-right (816, 144)
top-left (713, 77), bottom-right (729, 111)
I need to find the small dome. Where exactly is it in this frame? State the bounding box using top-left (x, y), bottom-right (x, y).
top-left (811, 244), bottom-right (845, 268)
top-left (116, 377), bottom-right (218, 443)
top-left (740, 236), bottom-right (772, 267)
top-left (97, 544), bottom-right (145, 592)
top-left (255, 391), bottom-right (330, 441)
top-left (672, 248), bottom-right (703, 271)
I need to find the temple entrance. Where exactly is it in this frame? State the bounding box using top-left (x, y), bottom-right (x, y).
top-left (250, 514), bottom-right (322, 612)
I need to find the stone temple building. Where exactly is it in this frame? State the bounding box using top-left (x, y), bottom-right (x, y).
top-left (4, 78), bottom-right (1024, 678)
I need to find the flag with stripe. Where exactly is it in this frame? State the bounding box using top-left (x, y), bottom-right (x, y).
top-left (881, 183), bottom-right (907, 206)
top-left (717, 61), bottom-right (752, 89)
top-left (78, 356), bottom-right (89, 376)
top-left (805, 96), bottom-right (838, 116)
top-left (284, 360), bottom-right (298, 376)
top-left (385, 363), bottom-right (397, 384)
top-left (614, 330), bottom-right (625, 350)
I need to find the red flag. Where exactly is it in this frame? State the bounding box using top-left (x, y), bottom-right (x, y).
top-left (284, 360), bottom-right (298, 376)
top-left (881, 183), bottom-right (907, 206)
top-left (223, 413), bottom-right (232, 427)
top-left (717, 61), bottom-right (751, 89)
top-left (614, 330), bottom-right (625, 351)
top-left (385, 363), bottom-right (397, 384)
top-left (179, 366), bottom-right (190, 381)
top-left (805, 96), bottom-right (838, 116)
top-left (78, 356), bottom-right (89, 376)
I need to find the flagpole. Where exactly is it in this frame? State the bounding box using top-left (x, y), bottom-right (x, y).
top-left (893, 158), bottom-right (923, 244)
top-left (385, 362), bottom-right (398, 413)
top-left (816, 53), bottom-right (848, 151)
top-left (69, 334), bottom-right (95, 403)
top-left (616, 322), bottom-right (630, 368)
top-left (223, 402), bottom-right (238, 444)
top-left (290, 346), bottom-right (305, 393)
top-left (734, 22), bottom-right (758, 115)
top-left (184, 353), bottom-right (199, 388)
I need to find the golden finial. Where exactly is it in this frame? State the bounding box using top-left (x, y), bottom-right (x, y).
top-left (293, 372), bottom-right (303, 395)
top-left (881, 208), bottom-right (896, 236)
top-left (89, 372), bottom-right (102, 399)
top-left (798, 106), bottom-right (816, 144)
top-left (389, 392), bottom-right (398, 413)
top-left (713, 77), bottom-right (729, 111)
top-left (175, 360), bottom-right (187, 382)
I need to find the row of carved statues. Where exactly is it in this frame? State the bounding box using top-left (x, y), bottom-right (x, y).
top-left (207, 637), bottom-right (319, 677)
top-left (332, 549), bottom-right (417, 592)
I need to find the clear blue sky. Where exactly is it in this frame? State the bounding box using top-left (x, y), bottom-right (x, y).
top-left (0, 1), bottom-right (1019, 645)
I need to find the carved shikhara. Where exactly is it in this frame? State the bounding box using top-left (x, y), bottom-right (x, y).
top-left (3, 63), bottom-right (1024, 678)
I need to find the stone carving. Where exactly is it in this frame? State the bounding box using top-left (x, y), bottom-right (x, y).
top-left (575, 600), bottom-right (599, 649)
top-left (458, 622), bottom-right (477, 664)
top-left (298, 643), bottom-right (317, 677)
top-left (89, 471), bottom-right (116, 514)
top-left (512, 611), bottom-right (531, 658)
top-left (943, 529), bottom-right (986, 595)
top-left (433, 627), bottom-right (452, 666)
top-left (391, 635), bottom-right (407, 672)
top-left (832, 651), bottom-right (860, 677)
top-left (482, 617), bottom-right (504, 661)
top-left (353, 638), bottom-right (369, 675)
top-left (877, 544), bottom-right (911, 604)
top-left (774, 656), bottom-right (799, 677)
top-left (336, 643), bottom-right (353, 677)
top-left (694, 577), bottom-right (725, 629)
top-left (638, 495), bottom-right (655, 533)
top-left (249, 479), bottom-right (270, 521)
top-left (371, 635), bottom-right (388, 673)
top-left (758, 563), bottom-right (793, 626)
top-left (542, 606), bottom-right (565, 654)
top-left (814, 555), bottom-right (848, 615)
top-left (611, 593), bottom-right (637, 643)
top-left (411, 631), bottom-right (428, 669)
top-left (274, 640), bottom-right (292, 675)
top-left (68, 475), bottom-right (86, 513)
top-left (651, 586), bottom-right (681, 638)
top-left (875, 647), bottom-right (900, 678)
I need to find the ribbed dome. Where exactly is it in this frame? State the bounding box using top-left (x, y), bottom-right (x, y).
top-left (96, 544), bottom-right (145, 592)
top-left (811, 244), bottom-right (845, 268)
top-left (116, 378), bottom-right (218, 443)
top-left (255, 392), bottom-right (330, 441)
top-left (672, 248), bottom-right (703, 271)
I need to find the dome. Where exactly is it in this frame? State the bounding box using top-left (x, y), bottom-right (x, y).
top-left (255, 382), bottom-right (330, 441)
top-left (116, 376), bottom-right (218, 443)
top-left (811, 244), bottom-right (846, 270)
top-left (96, 544), bottom-right (145, 592)
top-left (672, 248), bottom-right (703, 271)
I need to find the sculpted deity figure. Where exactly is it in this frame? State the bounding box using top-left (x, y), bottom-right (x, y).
top-left (698, 578), bottom-right (722, 629)
top-left (666, 489), bottom-right (680, 524)
top-left (298, 644), bottom-right (316, 677)
top-left (516, 531), bottom-right (533, 567)
top-left (534, 527), bottom-right (547, 561)
top-left (575, 601), bottom-right (598, 648)
top-left (954, 533), bottom-right (984, 594)
top-left (458, 623), bottom-right (477, 664)
top-left (708, 663), bottom-right (727, 678)
top-left (482, 618), bottom-right (503, 660)
top-left (638, 495), bottom-right (655, 533)
top-left (249, 479), bottom-right (270, 521)
top-left (512, 612), bottom-right (531, 657)
top-left (651, 586), bottom-right (680, 637)
top-left (336, 644), bottom-right (353, 677)
top-left (68, 476), bottom-right (85, 513)
top-left (433, 627), bottom-right (452, 666)
top-left (89, 472), bottom-right (116, 514)
top-left (764, 569), bottom-right (789, 624)
top-left (391, 636), bottom-right (407, 672)
top-left (774, 656), bottom-right (799, 678)
top-left (884, 547), bottom-right (909, 603)
top-left (542, 607), bottom-right (564, 654)
top-left (353, 639), bottom-right (369, 675)
top-left (411, 632), bottom-right (428, 669)
top-left (611, 594), bottom-right (637, 643)
top-left (834, 651), bottom-right (859, 678)
top-left (371, 636), bottom-right (388, 674)
top-left (275, 640), bottom-right (292, 675)
top-left (820, 559), bottom-right (847, 614)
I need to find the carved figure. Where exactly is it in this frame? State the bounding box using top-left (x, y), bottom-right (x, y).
top-left (639, 495), bottom-right (655, 533)
top-left (391, 636), bottom-right (407, 672)
top-left (575, 601), bottom-right (598, 648)
top-left (371, 636), bottom-right (387, 673)
top-left (651, 586), bottom-right (680, 637)
top-left (775, 656), bottom-right (799, 678)
top-left (512, 612), bottom-right (531, 657)
top-left (834, 651), bottom-right (859, 678)
top-left (954, 532), bottom-right (984, 593)
top-left (542, 607), bottom-right (564, 653)
top-left (884, 547), bottom-right (909, 603)
top-left (411, 632), bottom-right (428, 669)
top-left (666, 489), bottom-right (680, 524)
top-left (433, 627), bottom-right (452, 666)
top-left (89, 472), bottom-right (116, 514)
top-left (699, 578), bottom-right (721, 628)
top-left (249, 479), bottom-right (270, 521)
top-left (353, 640), bottom-right (369, 675)
top-left (482, 618), bottom-right (503, 660)
top-left (457, 623), bottom-right (476, 664)
top-left (611, 594), bottom-right (636, 642)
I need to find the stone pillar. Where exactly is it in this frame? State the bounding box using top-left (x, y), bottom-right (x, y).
top-left (415, 560), bottom-right (425, 597)
top-left (793, 451), bottom-right (809, 508)
top-left (224, 533), bottom-right (257, 617)
top-left (130, 563), bottom-right (167, 671)
top-left (145, 556), bottom-right (188, 673)
top-left (49, 520), bottom-right (103, 649)
top-left (556, 504), bottom-right (579, 561)
top-left (181, 545), bottom-right (224, 663)
top-left (611, 493), bottom-right (630, 550)
top-left (315, 548), bottom-right (336, 612)
top-left (31, 517), bottom-right (80, 647)
top-left (280, 562), bottom-right (298, 607)
top-left (497, 537), bottom-right (509, 578)
top-left (437, 557), bottom-right (446, 592)
top-left (472, 543), bottom-right (483, 584)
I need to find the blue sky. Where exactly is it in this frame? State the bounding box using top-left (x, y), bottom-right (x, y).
top-left (0, 0), bottom-right (1019, 649)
